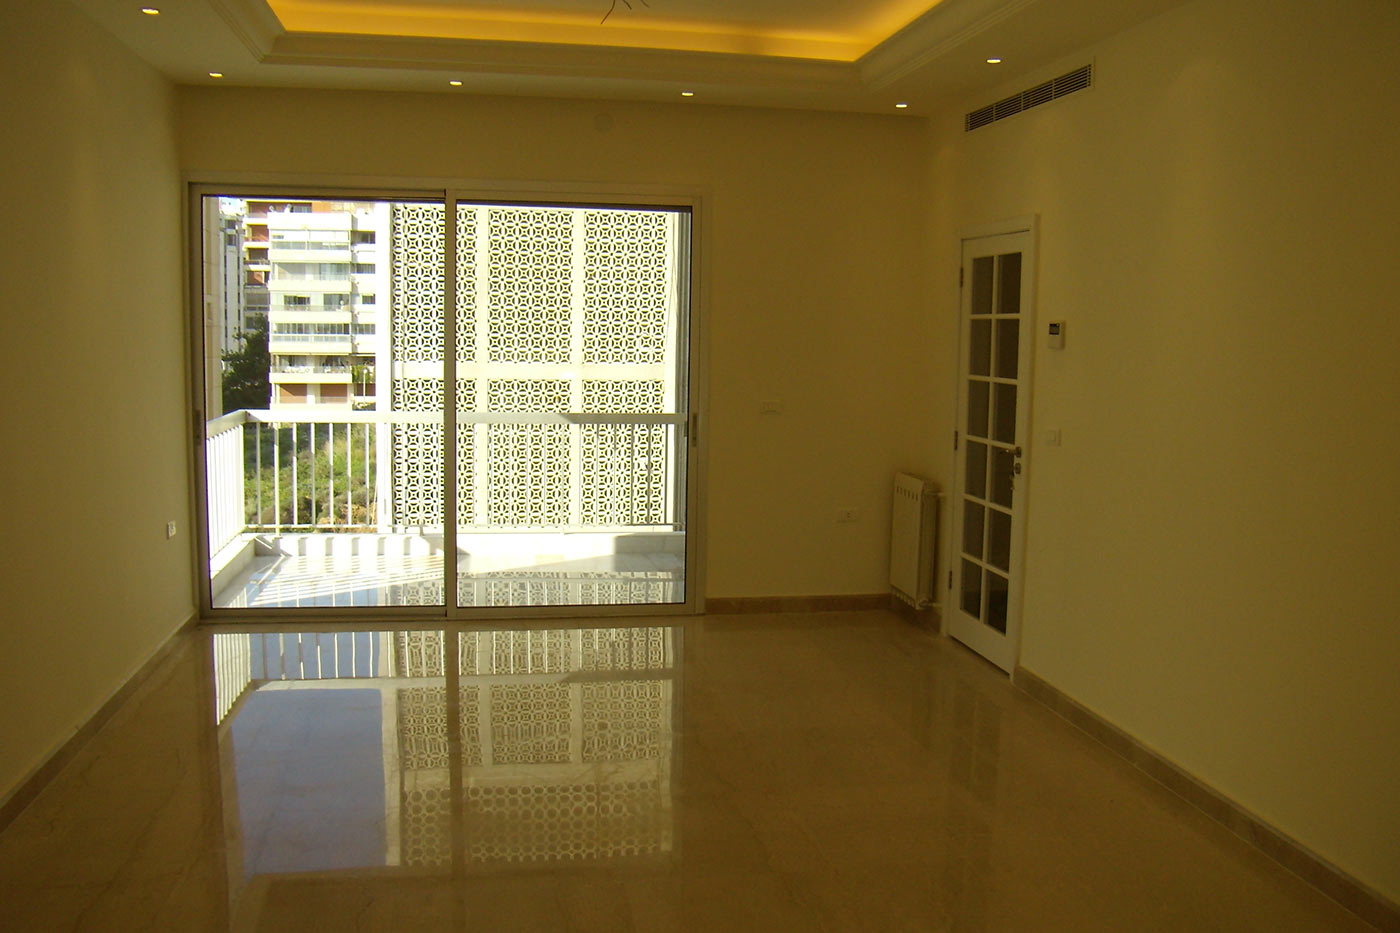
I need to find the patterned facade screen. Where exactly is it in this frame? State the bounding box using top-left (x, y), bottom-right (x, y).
top-left (388, 203), bottom-right (684, 530)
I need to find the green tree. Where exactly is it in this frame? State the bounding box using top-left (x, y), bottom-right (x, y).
top-left (221, 315), bottom-right (270, 412)
top-left (244, 424), bottom-right (378, 528)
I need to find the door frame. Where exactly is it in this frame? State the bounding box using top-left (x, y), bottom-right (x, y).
top-left (185, 174), bottom-right (710, 622)
top-left (946, 215), bottom-right (1038, 672)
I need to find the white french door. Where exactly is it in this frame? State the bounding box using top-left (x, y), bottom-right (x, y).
top-left (947, 226), bottom-right (1036, 672)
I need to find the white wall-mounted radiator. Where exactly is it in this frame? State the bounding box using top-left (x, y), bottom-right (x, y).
top-left (890, 472), bottom-right (941, 609)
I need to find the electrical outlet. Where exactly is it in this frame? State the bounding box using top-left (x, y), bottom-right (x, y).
top-left (836, 508), bottom-right (860, 523)
top-left (166, 520), bottom-right (177, 539)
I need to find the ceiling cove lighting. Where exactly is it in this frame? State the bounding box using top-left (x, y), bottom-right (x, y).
top-left (680, 91), bottom-right (695, 97)
top-left (449, 80), bottom-right (463, 86)
top-left (208, 72), bottom-right (224, 78)
top-left (140, 7), bottom-right (159, 14)
top-left (986, 57), bottom-right (1003, 64)
top-left (895, 102), bottom-right (909, 109)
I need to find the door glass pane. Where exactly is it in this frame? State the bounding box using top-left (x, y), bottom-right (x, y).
top-left (971, 257), bottom-right (994, 314)
top-left (990, 447), bottom-right (1014, 507)
top-left (960, 559), bottom-right (982, 619)
top-left (967, 381), bottom-right (990, 438)
top-left (200, 195), bottom-right (446, 609)
top-left (997, 253), bottom-right (1021, 315)
top-left (995, 319), bottom-right (1019, 379)
top-left (993, 383), bottom-right (1017, 443)
top-left (200, 195), bottom-right (692, 614)
top-left (987, 508), bottom-right (1011, 571)
top-left (965, 442), bottom-right (988, 499)
top-left (455, 204), bottom-right (691, 608)
top-left (986, 572), bottom-right (1009, 633)
top-left (962, 502), bottom-right (985, 559)
top-left (970, 320), bottom-right (992, 376)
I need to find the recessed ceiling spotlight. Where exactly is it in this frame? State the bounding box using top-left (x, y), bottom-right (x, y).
top-left (895, 102), bottom-right (909, 109)
top-left (680, 91), bottom-right (695, 97)
top-left (449, 80), bottom-right (463, 87)
top-left (140, 6), bottom-right (160, 14)
top-left (208, 72), bottom-right (224, 78)
top-left (986, 57), bottom-right (1003, 64)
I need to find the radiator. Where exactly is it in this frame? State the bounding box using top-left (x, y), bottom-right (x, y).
top-left (890, 472), bottom-right (940, 609)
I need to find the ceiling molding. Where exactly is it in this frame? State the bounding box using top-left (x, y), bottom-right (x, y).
top-left (199, 0), bottom-right (1036, 98)
top-left (263, 31), bottom-right (863, 91)
top-left (206, 0), bottom-right (284, 59)
top-left (859, 0), bottom-right (1041, 89)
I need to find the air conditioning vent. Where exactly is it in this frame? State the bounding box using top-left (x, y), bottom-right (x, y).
top-left (964, 64), bottom-right (1093, 132)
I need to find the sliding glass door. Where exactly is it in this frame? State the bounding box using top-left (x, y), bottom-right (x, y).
top-left (195, 188), bottom-right (694, 616)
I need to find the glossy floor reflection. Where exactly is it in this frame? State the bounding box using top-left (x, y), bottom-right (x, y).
top-left (0, 612), bottom-right (1376, 931)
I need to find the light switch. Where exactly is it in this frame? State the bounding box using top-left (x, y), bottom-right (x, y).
top-left (1042, 428), bottom-right (1061, 447)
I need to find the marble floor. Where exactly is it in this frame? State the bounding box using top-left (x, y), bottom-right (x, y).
top-left (0, 612), bottom-right (1377, 932)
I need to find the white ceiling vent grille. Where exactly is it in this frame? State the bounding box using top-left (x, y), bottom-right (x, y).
top-left (965, 64), bottom-right (1093, 132)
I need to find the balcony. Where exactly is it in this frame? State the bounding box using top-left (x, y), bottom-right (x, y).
top-left (268, 334), bottom-right (354, 354)
top-left (268, 278), bottom-right (352, 293)
top-left (204, 409), bottom-right (687, 610)
top-left (268, 247), bottom-right (352, 263)
top-left (269, 367), bottom-right (352, 388)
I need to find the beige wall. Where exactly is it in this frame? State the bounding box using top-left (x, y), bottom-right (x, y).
top-left (178, 88), bottom-right (930, 598)
top-left (0, 5), bottom-right (190, 800)
top-left (925, 0), bottom-right (1400, 901)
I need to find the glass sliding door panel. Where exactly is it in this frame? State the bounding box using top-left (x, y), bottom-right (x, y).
top-left (454, 203), bottom-right (691, 608)
top-left (200, 195), bottom-right (446, 609)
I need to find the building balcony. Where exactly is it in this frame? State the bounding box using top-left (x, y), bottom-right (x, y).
top-left (269, 335), bottom-right (354, 354)
top-left (270, 369), bottom-right (353, 385)
top-left (268, 247), bottom-right (352, 262)
top-left (269, 308), bottom-right (353, 321)
top-left (203, 409), bottom-right (686, 610)
top-left (268, 278), bottom-right (352, 293)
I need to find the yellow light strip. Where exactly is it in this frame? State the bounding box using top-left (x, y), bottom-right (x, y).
top-left (269, 0), bottom-right (945, 62)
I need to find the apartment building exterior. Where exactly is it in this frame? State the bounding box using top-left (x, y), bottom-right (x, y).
top-left (236, 199), bottom-right (390, 410)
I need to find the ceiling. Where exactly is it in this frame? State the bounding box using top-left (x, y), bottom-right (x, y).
top-left (72, 0), bottom-right (1186, 113)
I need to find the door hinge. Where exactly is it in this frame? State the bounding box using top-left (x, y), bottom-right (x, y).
top-left (947, 570), bottom-right (953, 590)
top-left (689, 412), bottom-right (699, 447)
top-left (953, 429), bottom-right (959, 451)
top-left (959, 266), bottom-right (964, 288)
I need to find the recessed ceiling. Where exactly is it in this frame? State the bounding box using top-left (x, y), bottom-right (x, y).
top-left (269, 0), bottom-right (943, 60)
top-left (71, 0), bottom-right (1188, 113)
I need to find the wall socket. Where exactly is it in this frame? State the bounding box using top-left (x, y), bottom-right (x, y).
top-left (835, 508), bottom-right (860, 523)
top-left (166, 520), bottom-right (177, 539)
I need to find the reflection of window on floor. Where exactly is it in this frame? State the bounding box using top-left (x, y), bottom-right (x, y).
top-left (213, 628), bottom-right (676, 876)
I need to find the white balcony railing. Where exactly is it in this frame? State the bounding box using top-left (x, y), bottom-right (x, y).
top-left (205, 409), bottom-right (686, 548)
top-left (271, 362), bottom-right (352, 374)
top-left (205, 417), bottom-right (246, 557)
top-left (268, 336), bottom-right (354, 355)
top-left (268, 332), bottom-right (372, 344)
